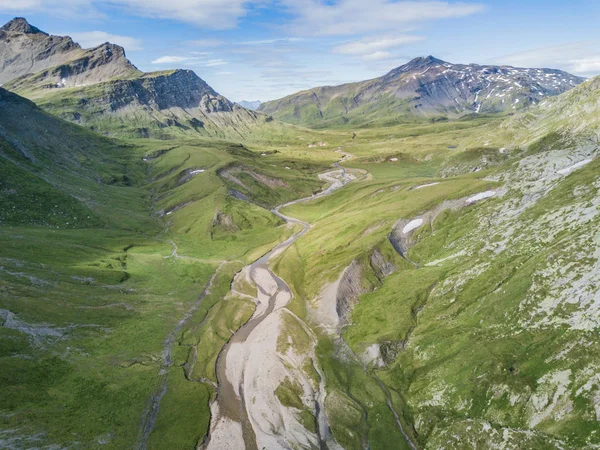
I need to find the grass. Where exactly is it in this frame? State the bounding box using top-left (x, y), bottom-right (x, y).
top-left (268, 117), bottom-right (600, 447)
top-left (0, 88), bottom-right (347, 448)
top-left (275, 175), bottom-right (493, 302)
top-left (275, 377), bottom-right (317, 433)
top-left (4, 77), bottom-right (600, 449)
top-left (0, 227), bottom-right (214, 447)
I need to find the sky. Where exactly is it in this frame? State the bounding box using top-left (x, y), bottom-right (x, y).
top-left (1, 0), bottom-right (599, 102)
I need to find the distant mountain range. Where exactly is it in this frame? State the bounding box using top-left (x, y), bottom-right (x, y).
top-left (238, 100), bottom-right (262, 110)
top-left (259, 55), bottom-right (585, 127)
top-left (0, 18), bottom-right (587, 137)
top-left (0, 18), bottom-right (268, 139)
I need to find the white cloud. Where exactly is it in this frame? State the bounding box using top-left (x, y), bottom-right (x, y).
top-left (491, 42), bottom-right (600, 76)
top-left (152, 55), bottom-right (192, 64)
top-left (0, 0), bottom-right (41, 9)
top-left (68, 30), bottom-right (143, 50)
top-left (571, 57), bottom-right (600, 74)
top-left (240, 37), bottom-right (304, 45)
top-left (216, 71), bottom-right (233, 75)
top-left (112, 0), bottom-right (252, 28)
top-left (187, 39), bottom-right (224, 47)
top-left (282, 0), bottom-right (485, 36)
top-left (333, 35), bottom-right (424, 61)
top-left (492, 42), bottom-right (591, 67)
top-left (0, 0), bottom-right (261, 28)
top-left (205, 59), bottom-right (227, 67)
top-left (0, 0), bottom-right (100, 18)
top-left (151, 54), bottom-right (227, 67)
top-left (362, 51), bottom-right (394, 61)
top-left (1, 0), bottom-right (484, 35)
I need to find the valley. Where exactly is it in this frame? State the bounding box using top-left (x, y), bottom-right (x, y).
top-left (1, 15), bottom-right (600, 450)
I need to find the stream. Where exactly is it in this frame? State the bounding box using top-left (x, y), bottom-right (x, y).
top-left (204, 161), bottom-right (354, 450)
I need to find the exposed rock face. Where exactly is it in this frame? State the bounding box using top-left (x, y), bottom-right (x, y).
top-left (388, 219), bottom-right (413, 258)
top-left (0, 18), bottom-right (258, 138)
top-left (259, 55), bottom-right (585, 126)
top-left (336, 260), bottom-right (365, 324)
top-left (137, 70), bottom-right (233, 112)
top-left (55, 69), bottom-right (234, 114)
top-left (1, 17), bottom-right (45, 34)
top-left (369, 248), bottom-right (396, 280)
top-left (0, 18), bottom-right (83, 84)
top-left (6, 42), bottom-right (140, 92)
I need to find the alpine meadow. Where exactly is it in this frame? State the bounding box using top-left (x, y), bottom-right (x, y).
top-left (1, 2), bottom-right (600, 449)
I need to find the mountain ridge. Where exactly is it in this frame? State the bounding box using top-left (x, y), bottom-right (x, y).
top-left (0, 18), bottom-right (83, 84)
top-left (3, 15), bottom-right (600, 450)
top-left (259, 55), bottom-right (585, 127)
top-left (0, 17), bottom-right (265, 139)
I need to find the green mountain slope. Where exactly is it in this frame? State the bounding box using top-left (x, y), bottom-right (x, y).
top-left (267, 79), bottom-right (600, 448)
top-left (0, 87), bottom-right (152, 229)
top-left (0, 87), bottom-right (335, 448)
top-left (2, 15), bottom-right (600, 448)
top-left (502, 75), bottom-right (600, 148)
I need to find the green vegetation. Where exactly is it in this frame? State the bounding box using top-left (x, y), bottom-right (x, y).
top-left (0, 88), bottom-right (339, 448)
top-left (3, 69), bottom-right (600, 449)
top-left (275, 377), bottom-right (317, 433)
top-left (269, 107), bottom-right (600, 448)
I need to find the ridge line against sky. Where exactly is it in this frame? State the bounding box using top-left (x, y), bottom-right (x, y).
top-left (1, 0), bottom-right (599, 101)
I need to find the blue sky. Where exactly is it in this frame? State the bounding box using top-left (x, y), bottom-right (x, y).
top-left (1, 0), bottom-right (599, 101)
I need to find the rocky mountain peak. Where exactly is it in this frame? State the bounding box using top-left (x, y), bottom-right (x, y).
top-left (90, 42), bottom-right (130, 65)
top-left (383, 55), bottom-right (449, 80)
top-left (0, 17), bottom-right (252, 137)
top-left (1, 17), bottom-right (47, 35)
top-left (401, 55), bottom-right (447, 71)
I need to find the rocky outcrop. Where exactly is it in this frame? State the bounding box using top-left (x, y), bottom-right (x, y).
top-left (1, 17), bottom-right (44, 34)
top-left (335, 260), bottom-right (366, 324)
top-left (0, 18), bottom-right (140, 90)
top-left (0, 18), bottom-right (83, 84)
top-left (50, 69), bottom-right (234, 114)
top-left (369, 248), bottom-right (396, 280)
top-left (6, 42), bottom-right (140, 92)
top-left (0, 18), bottom-right (258, 139)
top-left (388, 219), bottom-right (414, 258)
top-left (137, 70), bottom-right (232, 112)
top-left (335, 248), bottom-right (397, 325)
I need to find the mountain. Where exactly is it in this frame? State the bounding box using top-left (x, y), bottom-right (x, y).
top-left (0, 18), bottom-right (268, 139)
top-left (4, 15), bottom-right (600, 450)
top-left (238, 100), bottom-right (262, 110)
top-left (0, 18), bottom-right (84, 84)
top-left (259, 55), bottom-right (585, 127)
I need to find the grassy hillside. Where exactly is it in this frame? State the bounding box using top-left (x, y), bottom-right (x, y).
top-left (268, 110), bottom-right (600, 448)
top-left (3, 70), bottom-right (600, 449)
top-left (0, 88), bottom-right (336, 448)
